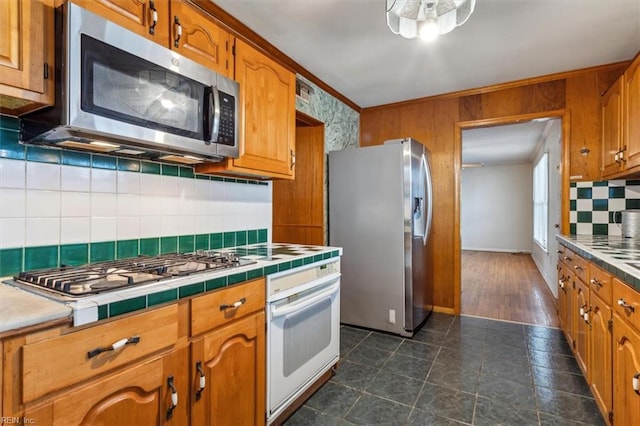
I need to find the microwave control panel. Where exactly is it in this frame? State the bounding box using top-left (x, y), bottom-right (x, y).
top-left (217, 91), bottom-right (235, 146)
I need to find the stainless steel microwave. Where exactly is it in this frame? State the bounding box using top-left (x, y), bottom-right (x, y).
top-left (21, 2), bottom-right (239, 164)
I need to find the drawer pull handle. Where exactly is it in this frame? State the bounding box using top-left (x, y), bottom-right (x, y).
top-left (618, 298), bottom-right (636, 313)
top-left (174, 16), bottom-right (182, 48)
top-left (87, 335), bottom-right (140, 359)
top-left (590, 278), bottom-right (603, 288)
top-left (220, 297), bottom-right (246, 311)
top-left (149, 1), bottom-right (158, 35)
top-left (564, 256), bottom-right (572, 262)
top-left (573, 265), bottom-right (583, 271)
top-left (195, 361), bottom-right (206, 401)
top-left (166, 375), bottom-right (178, 420)
top-left (634, 373), bottom-right (640, 396)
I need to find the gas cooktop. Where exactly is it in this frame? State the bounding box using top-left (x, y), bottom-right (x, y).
top-left (12, 251), bottom-right (256, 297)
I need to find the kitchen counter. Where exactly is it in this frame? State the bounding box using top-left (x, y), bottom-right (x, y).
top-left (557, 234), bottom-right (640, 291)
top-left (0, 243), bottom-right (342, 333)
top-left (0, 284), bottom-right (72, 335)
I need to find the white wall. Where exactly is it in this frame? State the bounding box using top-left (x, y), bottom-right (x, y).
top-left (461, 163), bottom-right (533, 252)
top-left (531, 119), bottom-right (563, 298)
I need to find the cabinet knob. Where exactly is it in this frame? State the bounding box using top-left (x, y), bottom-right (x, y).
top-left (149, 1), bottom-right (158, 35)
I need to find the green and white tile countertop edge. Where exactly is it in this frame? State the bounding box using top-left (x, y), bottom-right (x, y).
top-left (556, 234), bottom-right (640, 291)
top-left (0, 243), bottom-right (343, 333)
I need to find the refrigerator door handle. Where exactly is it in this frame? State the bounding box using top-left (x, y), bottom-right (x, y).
top-left (422, 153), bottom-right (433, 246)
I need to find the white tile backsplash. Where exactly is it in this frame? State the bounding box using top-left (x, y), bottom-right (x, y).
top-left (0, 158), bottom-right (273, 250)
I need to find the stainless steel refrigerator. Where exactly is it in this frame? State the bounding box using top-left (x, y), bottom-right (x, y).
top-left (328, 138), bottom-right (433, 337)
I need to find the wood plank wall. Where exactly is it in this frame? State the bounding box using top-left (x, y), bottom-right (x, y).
top-left (360, 63), bottom-right (627, 313)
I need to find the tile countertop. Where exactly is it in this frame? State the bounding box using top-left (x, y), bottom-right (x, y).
top-left (557, 234), bottom-right (640, 291)
top-left (0, 243), bottom-right (343, 334)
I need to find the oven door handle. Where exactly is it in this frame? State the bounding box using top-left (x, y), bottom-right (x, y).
top-left (270, 280), bottom-right (340, 319)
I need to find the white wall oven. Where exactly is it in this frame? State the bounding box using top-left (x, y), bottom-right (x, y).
top-left (266, 259), bottom-right (341, 424)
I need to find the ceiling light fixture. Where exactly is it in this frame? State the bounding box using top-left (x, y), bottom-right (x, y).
top-left (386, 0), bottom-right (476, 41)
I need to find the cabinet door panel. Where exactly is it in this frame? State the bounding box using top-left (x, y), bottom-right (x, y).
top-left (73, 0), bottom-right (170, 47)
top-left (613, 313), bottom-right (640, 426)
top-left (170, 0), bottom-right (231, 77)
top-left (589, 293), bottom-right (612, 420)
top-left (234, 39), bottom-right (295, 178)
top-left (601, 76), bottom-right (623, 177)
top-left (624, 55), bottom-right (640, 169)
top-left (574, 278), bottom-right (589, 377)
top-left (191, 311), bottom-right (265, 426)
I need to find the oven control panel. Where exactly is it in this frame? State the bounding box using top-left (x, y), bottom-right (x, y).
top-left (267, 259), bottom-right (340, 298)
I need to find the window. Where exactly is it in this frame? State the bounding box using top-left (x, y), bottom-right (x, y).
top-left (533, 153), bottom-right (548, 250)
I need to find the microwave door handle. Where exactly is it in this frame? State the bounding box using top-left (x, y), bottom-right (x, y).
top-left (211, 86), bottom-right (221, 142)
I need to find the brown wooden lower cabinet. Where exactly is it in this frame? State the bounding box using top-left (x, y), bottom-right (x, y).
top-left (556, 247), bottom-right (640, 426)
top-left (1, 278), bottom-right (266, 425)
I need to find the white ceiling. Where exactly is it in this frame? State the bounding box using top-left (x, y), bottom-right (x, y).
top-left (213, 0), bottom-right (640, 109)
top-left (462, 119), bottom-right (559, 166)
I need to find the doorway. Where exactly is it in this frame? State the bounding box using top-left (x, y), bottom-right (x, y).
top-left (272, 111), bottom-right (325, 245)
top-left (459, 118), bottom-right (562, 327)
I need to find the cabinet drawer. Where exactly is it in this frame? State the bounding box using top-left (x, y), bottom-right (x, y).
top-left (191, 278), bottom-right (265, 336)
top-left (22, 304), bottom-right (178, 402)
top-left (613, 278), bottom-right (640, 330)
top-left (569, 253), bottom-right (589, 283)
top-left (589, 263), bottom-right (613, 305)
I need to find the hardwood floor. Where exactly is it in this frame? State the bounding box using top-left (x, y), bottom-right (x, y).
top-left (461, 250), bottom-right (560, 328)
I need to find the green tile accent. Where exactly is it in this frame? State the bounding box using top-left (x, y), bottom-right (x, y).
top-left (25, 246), bottom-right (58, 270)
top-left (162, 164), bottom-right (179, 176)
top-left (247, 230), bottom-right (258, 245)
top-left (0, 129), bottom-right (25, 159)
top-left (322, 252), bottom-right (331, 259)
top-left (60, 243), bottom-right (89, 266)
top-left (278, 262), bottom-right (292, 272)
top-left (223, 232), bottom-right (236, 248)
top-left (90, 241), bottom-right (116, 262)
top-left (258, 229), bottom-right (268, 243)
top-left (110, 296), bottom-right (146, 317)
top-left (179, 282), bottom-right (204, 298)
top-left (236, 230), bottom-right (247, 246)
top-left (117, 239), bottom-right (139, 259)
top-left (26, 146), bottom-right (61, 164)
top-left (626, 199), bottom-right (640, 209)
top-left (247, 268), bottom-right (263, 279)
top-left (195, 174), bottom-right (211, 180)
top-left (570, 182), bottom-right (577, 188)
top-left (235, 179), bottom-right (247, 184)
top-left (303, 256), bottom-right (314, 265)
top-left (148, 289), bottom-right (178, 307)
top-left (292, 259), bottom-right (304, 268)
top-left (61, 151), bottom-right (91, 167)
top-left (161, 236), bottom-right (178, 254)
top-left (593, 224), bottom-right (609, 235)
top-left (592, 199), bottom-right (608, 211)
top-left (313, 254), bottom-right (324, 263)
top-left (98, 305), bottom-right (108, 320)
top-left (627, 179), bottom-right (640, 186)
top-left (228, 272), bottom-right (247, 285)
top-left (0, 248), bottom-right (23, 276)
top-left (593, 181), bottom-right (608, 187)
top-left (195, 234), bottom-right (209, 251)
top-left (179, 235), bottom-right (195, 253)
top-left (92, 154), bottom-right (117, 170)
top-left (179, 166), bottom-right (194, 178)
top-left (141, 161), bottom-right (161, 175)
top-left (570, 200), bottom-right (577, 211)
top-left (206, 276), bottom-right (227, 291)
top-left (140, 238), bottom-right (160, 256)
top-left (117, 158), bottom-right (141, 172)
top-left (332, 250), bottom-right (340, 258)
top-left (577, 211), bottom-right (593, 223)
top-left (609, 187), bottom-right (625, 198)
top-left (259, 181), bottom-right (269, 186)
top-left (576, 188), bottom-right (592, 199)
top-left (225, 178), bottom-right (237, 183)
top-left (212, 176), bottom-right (224, 182)
top-left (264, 265), bottom-right (278, 275)
top-left (210, 233), bottom-right (223, 249)
top-left (0, 115), bottom-right (20, 130)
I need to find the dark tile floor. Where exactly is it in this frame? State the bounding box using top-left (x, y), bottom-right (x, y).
top-left (284, 313), bottom-right (604, 425)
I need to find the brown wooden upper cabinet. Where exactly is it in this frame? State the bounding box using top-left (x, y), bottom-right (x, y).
top-left (196, 38), bottom-right (297, 180)
top-left (0, 0), bottom-right (55, 116)
top-left (73, 0), bottom-right (232, 78)
top-left (601, 52), bottom-right (640, 178)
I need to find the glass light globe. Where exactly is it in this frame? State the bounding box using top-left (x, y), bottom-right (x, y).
top-left (419, 17), bottom-right (439, 41)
